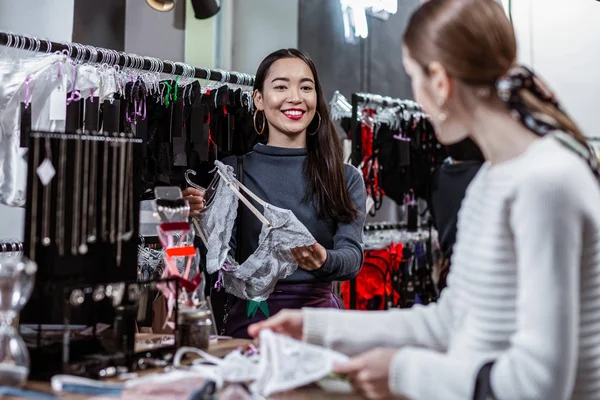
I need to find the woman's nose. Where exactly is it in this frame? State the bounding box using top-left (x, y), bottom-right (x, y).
top-left (288, 87), bottom-right (301, 103)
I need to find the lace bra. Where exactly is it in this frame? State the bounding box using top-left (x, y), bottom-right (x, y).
top-left (196, 161), bottom-right (316, 301)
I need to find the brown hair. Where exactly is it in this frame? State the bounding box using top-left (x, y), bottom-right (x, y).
top-left (254, 49), bottom-right (358, 223)
top-left (403, 0), bottom-right (585, 142)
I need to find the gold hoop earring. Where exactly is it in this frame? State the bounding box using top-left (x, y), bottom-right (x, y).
top-left (253, 110), bottom-right (265, 135)
top-left (308, 112), bottom-right (321, 136)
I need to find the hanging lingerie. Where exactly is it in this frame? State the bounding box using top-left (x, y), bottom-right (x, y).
top-left (196, 160), bottom-right (316, 301)
top-left (0, 54), bottom-right (64, 206)
top-left (0, 53), bottom-right (119, 206)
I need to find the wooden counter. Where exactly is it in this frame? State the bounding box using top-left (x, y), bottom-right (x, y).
top-left (17, 339), bottom-right (364, 400)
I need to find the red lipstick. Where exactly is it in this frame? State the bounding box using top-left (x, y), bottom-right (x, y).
top-left (282, 108), bottom-right (305, 121)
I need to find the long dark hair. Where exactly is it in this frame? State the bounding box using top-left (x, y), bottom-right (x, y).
top-left (254, 49), bottom-right (358, 223)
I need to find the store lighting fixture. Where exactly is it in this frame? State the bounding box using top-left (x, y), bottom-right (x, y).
top-left (340, 0), bottom-right (398, 43)
top-left (146, 0), bottom-right (175, 12)
top-left (368, 0), bottom-right (398, 14)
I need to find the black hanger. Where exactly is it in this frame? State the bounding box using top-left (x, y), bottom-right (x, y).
top-left (202, 172), bottom-right (220, 208)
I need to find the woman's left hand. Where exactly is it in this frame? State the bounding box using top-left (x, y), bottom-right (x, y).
top-left (333, 348), bottom-right (399, 400)
top-left (291, 243), bottom-right (328, 271)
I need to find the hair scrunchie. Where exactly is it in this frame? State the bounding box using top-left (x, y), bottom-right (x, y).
top-left (496, 65), bottom-right (600, 181)
top-left (496, 65), bottom-right (563, 136)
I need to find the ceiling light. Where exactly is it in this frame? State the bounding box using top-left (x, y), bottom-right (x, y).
top-left (146, 0), bottom-right (175, 12)
top-left (340, 0), bottom-right (398, 43)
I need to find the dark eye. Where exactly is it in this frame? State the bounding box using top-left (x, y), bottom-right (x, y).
top-left (274, 85), bottom-right (287, 90)
top-left (302, 86), bottom-right (313, 91)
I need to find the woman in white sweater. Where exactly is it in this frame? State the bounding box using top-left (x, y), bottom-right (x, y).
top-left (248, 0), bottom-right (600, 399)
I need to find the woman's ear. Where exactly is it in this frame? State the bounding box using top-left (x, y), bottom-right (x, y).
top-left (428, 61), bottom-right (453, 104)
top-left (253, 89), bottom-right (264, 110)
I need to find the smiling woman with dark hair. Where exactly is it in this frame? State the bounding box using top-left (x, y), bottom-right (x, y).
top-left (183, 49), bottom-right (366, 338)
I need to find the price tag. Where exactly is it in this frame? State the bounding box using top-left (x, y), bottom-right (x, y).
top-left (366, 196), bottom-right (375, 214)
top-left (49, 84), bottom-right (67, 121)
top-left (37, 158), bottom-right (56, 186)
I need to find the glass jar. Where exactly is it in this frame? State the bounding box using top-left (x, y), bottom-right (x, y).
top-left (177, 309), bottom-right (213, 350)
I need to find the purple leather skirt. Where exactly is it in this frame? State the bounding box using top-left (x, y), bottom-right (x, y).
top-left (223, 282), bottom-right (342, 339)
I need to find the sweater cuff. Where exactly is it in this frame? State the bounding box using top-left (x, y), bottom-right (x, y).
top-left (302, 308), bottom-right (335, 347)
top-left (389, 347), bottom-right (483, 400)
top-left (314, 250), bottom-right (339, 275)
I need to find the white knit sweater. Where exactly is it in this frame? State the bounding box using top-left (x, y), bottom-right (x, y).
top-left (303, 137), bottom-right (600, 400)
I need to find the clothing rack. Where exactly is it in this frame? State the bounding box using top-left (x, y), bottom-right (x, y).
top-left (0, 31), bottom-right (254, 86)
top-left (353, 92), bottom-right (422, 110)
top-left (343, 224), bottom-right (437, 311)
top-left (350, 92), bottom-right (422, 166)
top-left (347, 93), bottom-right (427, 309)
top-left (364, 222), bottom-right (406, 232)
top-left (364, 221), bottom-right (432, 232)
top-left (0, 241), bottom-right (23, 252)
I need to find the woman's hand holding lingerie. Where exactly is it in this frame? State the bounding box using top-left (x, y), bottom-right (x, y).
top-left (182, 187), bottom-right (205, 217)
top-left (291, 243), bottom-right (328, 271)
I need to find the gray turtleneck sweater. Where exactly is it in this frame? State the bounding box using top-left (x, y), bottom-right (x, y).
top-left (223, 144), bottom-right (366, 283)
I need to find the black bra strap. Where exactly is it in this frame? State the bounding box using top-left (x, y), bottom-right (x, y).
top-left (235, 156), bottom-right (244, 263)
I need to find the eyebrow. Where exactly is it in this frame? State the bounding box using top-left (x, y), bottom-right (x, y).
top-left (271, 77), bottom-right (315, 84)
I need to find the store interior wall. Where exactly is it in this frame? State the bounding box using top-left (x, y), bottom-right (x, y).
top-left (0, 0), bottom-right (74, 42)
top-left (73, 0), bottom-right (126, 51)
top-left (125, 0), bottom-right (185, 61)
top-left (215, 0), bottom-right (234, 71)
top-left (185, 0), bottom-right (217, 70)
top-left (230, 0), bottom-right (299, 75)
top-left (510, 0), bottom-right (600, 138)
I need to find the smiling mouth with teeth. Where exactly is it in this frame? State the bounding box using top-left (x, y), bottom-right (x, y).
top-left (282, 109), bottom-right (306, 120)
top-left (283, 110), bottom-right (304, 116)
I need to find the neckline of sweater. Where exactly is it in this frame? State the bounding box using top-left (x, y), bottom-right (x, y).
top-left (253, 143), bottom-right (308, 157)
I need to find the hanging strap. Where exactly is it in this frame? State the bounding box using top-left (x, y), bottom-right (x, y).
top-left (216, 168), bottom-right (272, 228)
top-left (235, 156), bottom-right (244, 263)
top-left (234, 176), bottom-right (269, 209)
top-left (192, 218), bottom-right (208, 248)
top-left (193, 157), bottom-right (272, 248)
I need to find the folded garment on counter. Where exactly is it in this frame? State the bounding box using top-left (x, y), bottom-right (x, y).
top-left (0, 386), bottom-right (59, 400)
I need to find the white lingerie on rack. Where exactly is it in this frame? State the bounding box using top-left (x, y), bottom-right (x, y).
top-left (196, 160), bottom-right (316, 301)
top-left (0, 54), bottom-right (63, 206)
top-left (0, 51), bottom-right (122, 207)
